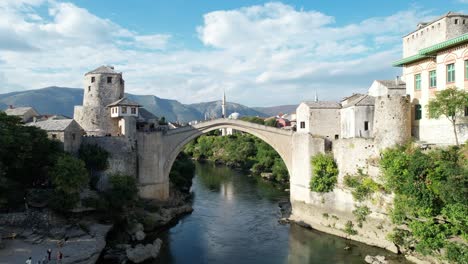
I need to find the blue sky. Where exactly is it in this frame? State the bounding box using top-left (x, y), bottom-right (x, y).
top-left (0, 0), bottom-right (467, 106)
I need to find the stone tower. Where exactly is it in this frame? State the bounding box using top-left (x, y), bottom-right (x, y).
top-left (373, 94), bottom-right (411, 149)
top-left (222, 90), bottom-right (226, 118)
top-left (74, 65), bottom-right (124, 136)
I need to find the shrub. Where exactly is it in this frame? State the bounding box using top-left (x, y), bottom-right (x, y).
top-left (445, 242), bottom-right (468, 264)
top-left (344, 170), bottom-right (382, 202)
top-left (353, 205), bottom-right (371, 227)
top-left (106, 174), bottom-right (138, 211)
top-left (50, 154), bottom-right (89, 194)
top-left (78, 144), bottom-right (109, 172)
top-left (309, 153), bottom-right (338, 192)
top-left (344, 221), bottom-right (358, 235)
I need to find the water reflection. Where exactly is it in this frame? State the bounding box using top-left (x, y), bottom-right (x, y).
top-left (156, 162), bottom-right (407, 264)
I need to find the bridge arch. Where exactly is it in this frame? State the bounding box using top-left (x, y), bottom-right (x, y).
top-left (164, 119), bottom-right (294, 180)
top-left (136, 119), bottom-right (294, 200)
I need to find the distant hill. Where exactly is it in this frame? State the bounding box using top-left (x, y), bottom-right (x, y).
top-left (188, 101), bottom-right (266, 119)
top-left (253, 105), bottom-right (298, 117)
top-left (0, 87), bottom-right (272, 122)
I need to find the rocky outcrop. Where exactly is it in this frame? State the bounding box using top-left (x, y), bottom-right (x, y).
top-left (126, 239), bottom-right (162, 263)
top-left (364, 255), bottom-right (388, 264)
top-left (146, 205), bottom-right (193, 228)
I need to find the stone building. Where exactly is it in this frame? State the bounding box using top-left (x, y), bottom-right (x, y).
top-left (26, 118), bottom-right (84, 153)
top-left (4, 106), bottom-right (39, 123)
top-left (296, 101), bottom-right (341, 140)
top-left (393, 12), bottom-right (468, 144)
top-left (108, 97), bottom-right (141, 139)
top-left (340, 94), bottom-right (375, 139)
top-left (74, 65), bottom-right (125, 136)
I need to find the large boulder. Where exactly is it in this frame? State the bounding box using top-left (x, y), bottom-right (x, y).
top-left (135, 230), bottom-right (146, 241)
top-left (126, 239), bottom-right (162, 263)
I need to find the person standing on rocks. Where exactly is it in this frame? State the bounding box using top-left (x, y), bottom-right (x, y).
top-left (25, 257), bottom-right (32, 264)
top-left (57, 251), bottom-right (63, 263)
top-left (47, 248), bottom-right (52, 261)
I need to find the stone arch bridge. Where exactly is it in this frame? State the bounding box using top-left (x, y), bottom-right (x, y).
top-left (136, 119), bottom-right (296, 200)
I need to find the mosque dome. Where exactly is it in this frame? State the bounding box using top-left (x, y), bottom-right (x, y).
top-left (229, 112), bottom-right (240, 119)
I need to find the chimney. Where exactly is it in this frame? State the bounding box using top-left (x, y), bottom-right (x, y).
top-left (8, 105), bottom-right (13, 109)
top-left (395, 76), bottom-right (400, 85)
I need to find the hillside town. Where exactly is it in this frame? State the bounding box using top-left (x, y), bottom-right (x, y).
top-left (0, 8), bottom-right (467, 264)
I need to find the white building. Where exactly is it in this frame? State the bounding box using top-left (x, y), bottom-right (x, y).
top-left (296, 101), bottom-right (341, 140)
top-left (340, 94), bottom-right (375, 139)
top-left (393, 12), bottom-right (468, 144)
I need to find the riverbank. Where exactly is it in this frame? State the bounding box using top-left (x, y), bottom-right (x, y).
top-left (0, 209), bottom-right (112, 264)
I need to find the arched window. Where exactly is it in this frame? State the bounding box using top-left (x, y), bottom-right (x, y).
top-left (415, 104), bottom-right (422, 120)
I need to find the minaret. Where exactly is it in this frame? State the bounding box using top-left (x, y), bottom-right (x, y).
top-left (222, 89), bottom-right (226, 118)
top-left (314, 90), bottom-right (319, 102)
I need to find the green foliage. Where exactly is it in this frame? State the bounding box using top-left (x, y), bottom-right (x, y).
top-left (353, 205), bottom-right (371, 227)
top-left (170, 152), bottom-right (196, 192)
top-left (344, 220), bottom-right (358, 235)
top-left (183, 133), bottom-right (289, 183)
top-left (106, 174), bottom-right (138, 211)
top-left (381, 144), bottom-right (468, 259)
top-left (240, 116), bottom-right (265, 125)
top-left (264, 118), bottom-right (278, 127)
top-left (50, 154), bottom-right (89, 194)
top-left (49, 154), bottom-right (88, 211)
top-left (445, 242), bottom-right (468, 264)
top-left (78, 144), bottom-right (109, 171)
top-left (427, 87), bottom-right (468, 145)
top-left (0, 111), bottom-right (63, 208)
top-left (387, 228), bottom-right (414, 249)
top-left (344, 170), bottom-right (383, 202)
top-left (309, 153), bottom-right (338, 193)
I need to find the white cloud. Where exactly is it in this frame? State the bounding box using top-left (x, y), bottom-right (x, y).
top-left (0, 1), bottom-right (436, 107)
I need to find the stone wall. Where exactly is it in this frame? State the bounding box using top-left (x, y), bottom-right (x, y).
top-left (289, 134), bottom-right (397, 252)
top-left (136, 132), bottom-right (169, 200)
top-left (82, 136), bottom-right (137, 178)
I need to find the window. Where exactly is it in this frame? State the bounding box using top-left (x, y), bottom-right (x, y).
top-left (334, 134), bottom-right (339, 140)
top-left (91, 76), bottom-right (95, 83)
top-left (415, 104), bottom-right (422, 120)
top-left (415, 73), bottom-right (421, 90)
top-left (52, 134), bottom-right (57, 139)
top-left (465, 60), bottom-right (468, 80)
top-left (300, 121), bottom-right (305, 129)
top-left (107, 76), bottom-right (112, 83)
top-left (364, 121), bottom-right (369, 131)
top-left (131, 107), bottom-right (136, 114)
top-left (465, 106), bottom-right (468, 117)
top-left (88, 86), bottom-right (91, 92)
top-left (447, 63), bottom-right (455, 83)
top-left (429, 70), bottom-right (437, 87)
top-left (455, 19), bottom-right (459, 24)
top-left (120, 78), bottom-right (123, 84)
top-left (122, 106), bottom-right (127, 114)
top-left (72, 133), bottom-right (76, 140)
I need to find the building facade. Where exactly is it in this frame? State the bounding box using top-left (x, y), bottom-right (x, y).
top-left (393, 12), bottom-right (468, 144)
top-left (296, 101), bottom-right (341, 140)
top-left (340, 94), bottom-right (375, 139)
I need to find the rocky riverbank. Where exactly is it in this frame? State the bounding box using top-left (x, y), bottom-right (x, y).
top-left (98, 186), bottom-right (193, 263)
top-left (0, 209), bottom-right (112, 264)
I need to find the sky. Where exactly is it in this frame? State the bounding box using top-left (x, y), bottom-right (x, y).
top-left (0, 0), bottom-right (467, 107)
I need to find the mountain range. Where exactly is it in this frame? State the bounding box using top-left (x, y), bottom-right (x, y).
top-left (0, 87), bottom-right (298, 122)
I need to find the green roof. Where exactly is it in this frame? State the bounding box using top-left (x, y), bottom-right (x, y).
top-left (392, 54), bottom-right (427, 67)
top-left (393, 33), bottom-right (468, 67)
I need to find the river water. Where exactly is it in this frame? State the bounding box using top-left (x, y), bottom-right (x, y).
top-left (155, 162), bottom-right (407, 264)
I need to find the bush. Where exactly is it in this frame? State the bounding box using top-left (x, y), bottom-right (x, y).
top-left (50, 154), bottom-right (89, 194)
top-left (353, 205), bottom-right (370, 227)
top-left (381, 144), bottom-right (467, 259)
top-left (445, 242), bottom-right (468, 264)
top-left (309, 153), bottom-right (338, 192)
top-left (78, 144), bottom-right (109, 172)
top-left (344, 220), bottom-right (358, 235)
top-left (106, 174), bottom-right (138, 211)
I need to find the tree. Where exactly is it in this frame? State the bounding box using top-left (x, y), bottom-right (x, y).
top-left (310, 153), bottom-right (338, 192)
top-left (49, 154), bottom-right (89, 211)
top-left (427, 87), bottom-right (468, 145)
top-left (106, 174), bottom-right (138, 210)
